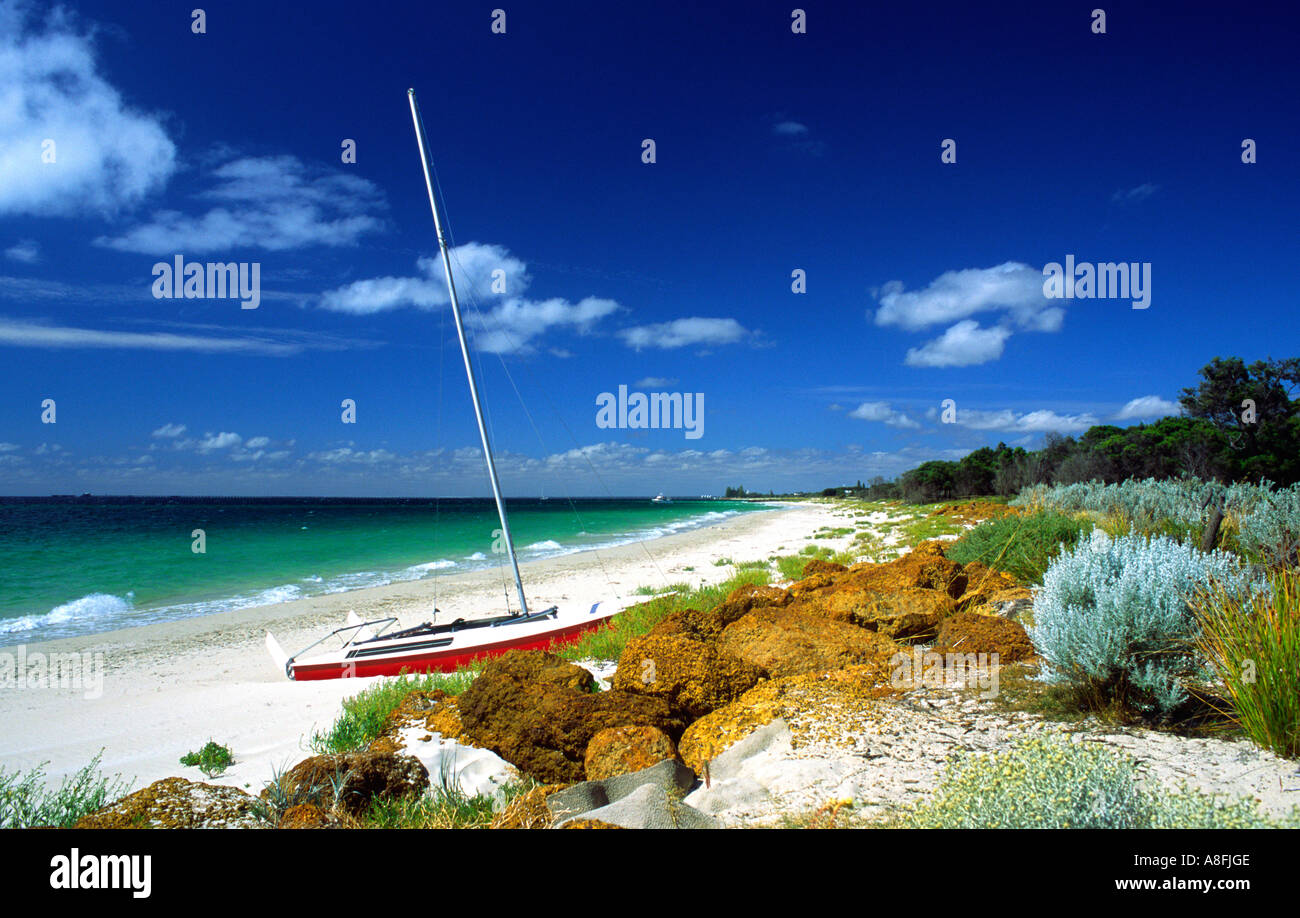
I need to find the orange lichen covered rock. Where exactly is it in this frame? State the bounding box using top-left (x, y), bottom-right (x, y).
top-left (678, 666), bottom-right (900, 772)
top-left (612, 632), bottom-right (763, 718)
top-left (801, 558), bottom-right (848, 577)
top-left (717, 605), bottom-right (903, 679)
top-left (278, 803), bottom-right (330, 829)
top-left (855, 587), bottom-right (956, 641)
top-left (76, 777), bottom-right (265, 829)
top-left (931, 611), bottom-right (1036, 662)
top-left (583, 725), bottom-right (680, 781)
top-left (458, 650), bottom-right (686, 783)
top-left (370, 689), bottom-right (471, 754)
top-left (273, 751), bottom-right (430, 817)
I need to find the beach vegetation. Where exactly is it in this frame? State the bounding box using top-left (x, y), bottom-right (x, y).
top-left (179, 740), bottom-right (234, 778)
top-left (947, 511), bottom-right (1091, 584)
top-left (1030, 531), bottom-right (1263, 720)
top-left (898, 733), bottom-right (1292, 828)
top-left (309, 669), bottom-right (479, 755)
top-left (554, 568), bottom-right (772, 664)
top-left (1194, 567), bottom-right (1300, 758)
top-left (0, 752), bottom-right (130, 829)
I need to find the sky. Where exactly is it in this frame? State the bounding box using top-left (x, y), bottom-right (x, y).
top-left (0, 0), bottom-right (1297, 497)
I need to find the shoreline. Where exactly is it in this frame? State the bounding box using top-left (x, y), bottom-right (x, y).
top-left (0, 500), bottom-right (855, 791)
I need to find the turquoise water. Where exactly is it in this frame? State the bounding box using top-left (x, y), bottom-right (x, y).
top-left (0, 497), bottom-right (771, 645)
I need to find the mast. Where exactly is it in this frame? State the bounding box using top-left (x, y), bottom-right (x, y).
top-left (408, 88), bottom-right (529, 616)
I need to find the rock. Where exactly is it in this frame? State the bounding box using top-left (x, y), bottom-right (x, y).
top-left (477, 649), bottom-right (596, 693)
top-left (786, 571), bottom-right (838, 600)
top-left (802, 558), bottom-right (848, 577)
top-left (554, 782), bottom-right (720, 829)
top-left (717, 605), bottom-right (903, 679)
top-left (76, 777), bottom-right (266, 829)
top-left (846, 549), bottom-right (966, 597)
top-left (547, 758), bottom-right (697, 824)
top-left (678, 665), bottom-right (898, 772)
top-left (278, 803), bottom-right (330, 829)
top-left (272, 750), bottom-right (430, 817)
top-left (584, 725), bottom-right (680, 781)
top-left (488, 783), bottom-right (567, 829)
top-left (370, 689), bottom-right (471, 753)
top-left (458, 650), bottom-right (686, 783)
top-left (652, 584), bottom-right (790, 643)
top-left (560, 818), bottom-right (625, 829)
top-left (611, 632), bottom-right (763, 718)
top-left (931, 611), bottom-right (1036, 662)
top-left (855, 587), bottom-right (955, 641)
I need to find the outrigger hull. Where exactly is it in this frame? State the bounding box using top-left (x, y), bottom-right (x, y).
top-left (267, 603), bottom-right (616, 681)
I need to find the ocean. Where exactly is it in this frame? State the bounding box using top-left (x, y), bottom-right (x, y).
top-left (0, 497), bottom-right (772, 645)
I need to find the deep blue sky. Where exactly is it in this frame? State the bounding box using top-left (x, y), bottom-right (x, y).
top-left (1, 0), bottom-right (1296, 496)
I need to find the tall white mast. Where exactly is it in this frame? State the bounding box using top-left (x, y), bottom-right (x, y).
top-left (408, 88), bottom-right (529, 616)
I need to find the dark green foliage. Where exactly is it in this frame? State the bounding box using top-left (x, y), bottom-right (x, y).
top-left (179, 740), bottom-right (234, 778)
top-left (947, 511), bottom-right (1091, 584)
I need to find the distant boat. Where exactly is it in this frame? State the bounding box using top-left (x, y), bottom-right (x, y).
top-left (652, 493), bottom-right (671, 503)
top-left (264, 89), bottom-right (618, 681)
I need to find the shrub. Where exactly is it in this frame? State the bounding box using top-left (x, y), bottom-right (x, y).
top-left (180, 740), bottom-right (234, 778)
top-left (947, 510), bottom-right (1091, 584)
top-left (901, 733), bottom-right (1288, 828)
top-left (1030, 531), bottom-right (1262, 718)
top-left (1194, 568), bottom-right (1300, 757)
top-left (1232, 485), bottom-right (1300, 568)
top-left (0, 753), bottom-right (130, 828)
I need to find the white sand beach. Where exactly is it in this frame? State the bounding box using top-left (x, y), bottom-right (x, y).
top-left (0, 501), bottom-right (854, 794)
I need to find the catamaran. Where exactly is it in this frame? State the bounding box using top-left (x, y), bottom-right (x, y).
top-left (264, 89), bottom-right (620, 681)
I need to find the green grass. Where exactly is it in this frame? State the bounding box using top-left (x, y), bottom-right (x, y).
top-left (554, 568), bottom-right (773, 664)
top-left (946, 510), bottom-right (1092, 584)
top-left (309, 669), bottom-right (480, 755)
top-left (0, 752), bottom-right (131, 828)
top-left (179, 740), bottom-right (234, 778)
top-left (713, 557), bottom-right (733, 566)
top-left (1195, 568), bottom-right (1300, 758)
top-left (734, 559), bottom-right (771, 571)
top-left (632, 581), bottom-right (692, 596)
top-left (813, 527), bottom-right (854, 539)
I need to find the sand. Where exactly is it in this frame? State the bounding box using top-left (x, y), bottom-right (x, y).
top-left (0, 500), bottom-right (854, 795)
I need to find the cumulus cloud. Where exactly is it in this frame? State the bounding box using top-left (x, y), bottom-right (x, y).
top-left (467, 296), bottom-right (620, 355)
top-left (847, 401), bottom-right (920, 429)
top-left (1115, 395), bottom-right (1180, 420)
top-left (151, 423), bottom-right (186, 438)
top-left (874, 262), bottom-right (1060, 332)
top-left (950, 407), bottom-right (1098, 434)
top-left (95, 155), bottom-right (384, 253)
top-left (319, 243), bottom-right (528, 315)
top-left (197, 432), bottom-right (241, 452)
top-left (904, 320), bottom-right (1011, 368)
top-left (619, 317), bottom-right (750, 351)
top-left (4, 240), bottom-right (39, 263)
top-left (0, 1), bottom-right (177, 217)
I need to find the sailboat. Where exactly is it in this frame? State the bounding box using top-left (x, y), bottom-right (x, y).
top-left (264, 89), bottom-right (620, 681)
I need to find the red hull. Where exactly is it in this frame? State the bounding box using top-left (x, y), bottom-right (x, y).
top-left (289, 615), bottom-right (609, 680)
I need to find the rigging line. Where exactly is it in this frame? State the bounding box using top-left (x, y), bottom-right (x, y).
top-left (442, 240), bottom-right (639, 598)
top-left (431, 266), bottom-right (448, 617)
top-left (443, 243), bottom-right (671, 594)
top-left (430, 161), bottom-right (669, 594)
top-left (431, 164), bottom-right (515, 611)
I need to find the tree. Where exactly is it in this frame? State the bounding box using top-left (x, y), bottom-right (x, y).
top-left (1180, 356), bottom-right (1300, 483)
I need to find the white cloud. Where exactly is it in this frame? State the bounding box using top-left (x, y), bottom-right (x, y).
top-left (319, 243), bottom-right (528, 315)
top-left (469, 296), bottom-right (620, 354)
top-left (874, 262), bottom-right (1061, 332)
top-left (619, 317), bottom-right (750, 351)
top-left (904, 320), bottom-right (1011, 368)
top-left (244, 436), bottom-right (270, 449)
top-left (635, 377), bottom-right (678, 388)
top-left (0, 442), bottom-right (19, 451)
top-left (0, 317), bottom-right (305, 355)
top-left (772, 121), bottom-right (809, 136)
top-left (1115, 395), bottom-right (1180, 420)
top-left (197, 432), bottom-right (241, 452)
top-left (1112, 183), bottom-right (1159, 204)
top-left (847, 401), bottom-right (920, 429)
top-left (0, 2), bottom-right (177, 217)
top-left (95, 155), bottom-right (384, 253)
top-left (953, 407), bottom-right (1098, 434)
top-left (151, 423), bottom-right (186, 438)
top-left (4, 239), bottom-right (39, 263)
